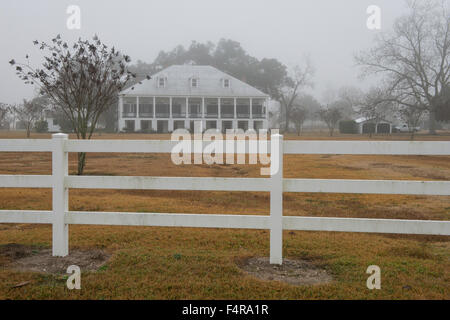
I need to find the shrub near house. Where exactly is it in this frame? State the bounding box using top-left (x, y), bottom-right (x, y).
top-left (339, 120), bottom-right (358, 134)
top-left (34, 120), bottom-right (49, 133)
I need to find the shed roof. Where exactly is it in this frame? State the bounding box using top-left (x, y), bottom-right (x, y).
top-left (354, 117), bottom-right (392, 124)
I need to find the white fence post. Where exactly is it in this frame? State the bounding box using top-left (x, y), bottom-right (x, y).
top-left (52, 133), bottom-right (69, 257)
top-left (270, 134), bottom-right (283, 264)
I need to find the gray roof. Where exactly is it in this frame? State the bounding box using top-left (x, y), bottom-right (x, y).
top-left (354, 117), bottom-right (392, 124)
top-left (120, 65), bottom-right (269, 98)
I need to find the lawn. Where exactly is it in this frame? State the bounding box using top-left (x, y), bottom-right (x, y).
top-left (0, 131), bottom-right (449, 299)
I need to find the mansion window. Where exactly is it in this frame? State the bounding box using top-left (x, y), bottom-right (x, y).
top-left (123, 97), bottom-right (137, 117)
top-left (158, 77), bottom-right (166, 88)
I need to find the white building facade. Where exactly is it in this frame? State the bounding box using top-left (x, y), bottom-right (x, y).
top-left (6, 109), bottom-right (61, 132)
top-left (118, 65), bottom-right (269, 133)
top-left (354, 117), bottom-right (393, 134)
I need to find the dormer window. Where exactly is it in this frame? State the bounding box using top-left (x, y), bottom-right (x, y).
top-left (223, 79), bottom-right (230, 88)
top-left (191, 78), bottom-right (198, 88)
top-left (158, 77), bottom-right (166, 88)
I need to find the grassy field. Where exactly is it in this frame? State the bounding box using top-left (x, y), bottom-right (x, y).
top-left (0, 130), bottom-right (449, 299)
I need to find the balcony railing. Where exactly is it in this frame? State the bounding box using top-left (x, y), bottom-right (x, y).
top-left (221, 113), bottom-right (234, 119)
top-left (156, 113), bottom-right (170, 118)
top-left (189, 113), bottom-right (202, 118)
top-left (172, 113), bottom-right (186, 118)
top-left (252, 113), bottom-right (265, 119)
top-left (139, 112), bottom-right (153, 118)
top-left (237, 113), bottom-right (250, 118)
top-left (205, 113), bottom-right (218, 118)
top-left (122, 113), bottom-right (136, 118)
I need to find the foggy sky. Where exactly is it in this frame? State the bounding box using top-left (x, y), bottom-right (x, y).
top-left (0, 0), bottom-right (408, 104)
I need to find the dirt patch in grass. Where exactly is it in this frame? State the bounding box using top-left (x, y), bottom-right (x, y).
top-left (238, 257), bottom-right (333, 286)
top-left (0, 244), bottom-right (110, 274)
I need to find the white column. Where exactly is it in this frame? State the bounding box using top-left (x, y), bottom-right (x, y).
top-left (52, 133), bottom-right (69, 257)
top-left (218, 98), bottom-right (221, 119)
top-left (118, 95), bottom-right (124, 132)
top-left (202, 97), bottom-right (205, 118)
top-left (118, 96), bottom-right (123, 117)
top-left (135, 96), bottom-right (140, 131)
top-left (250, 98), bottom-right (253, 119)
top-left (168, 97), bottom-right (173, 132)
top-left (270, 134), bottom-right (283, 265)
top-left (265, 98), bottom-right (269, 130)
top-left (152, 97), bottom-right (156, 131)
top-left (217, 119), bottom-right (222, 132)
top-left (234, 98), bottom-right (237, 120)
top-left (136, 96), bottom-right (140, 119)
top-left (185, 98), bottom-right (189, 129)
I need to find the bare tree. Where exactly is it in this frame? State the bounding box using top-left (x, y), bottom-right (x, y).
top-left (356, 0), bottom-right (450, 134)
top-left (397, 104), bottom-right (426, 139)
top-left (13, 97), bottom-right (46, 138)
top-left (338, 86), bottom-right (363, 106)
top-left (338, 86), bottom-right (363, 118)
top-left (291, 106), bottom-right (308, 136)
top-left (317, 106), bottom-right (342, 137)
top-left (10, 35), bottom-right (144, 174)
top-left (358, 87), bottom-right (395, 137)
top-left (436, 84), bottom-right (450, 121)
top-left (279, 59), bottom-right (314, 132)
top-left (0, 103), bottom-right (10, 129)
top-left (322, 85), bottom-right (361, 121)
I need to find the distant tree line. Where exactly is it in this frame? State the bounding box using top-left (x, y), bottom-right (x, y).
top-left (128, 39), bottom-right (288, 99)
top-left (355, 0), bottom-right (450, 135)
top-left (5, 0), bottom-right (448, 167)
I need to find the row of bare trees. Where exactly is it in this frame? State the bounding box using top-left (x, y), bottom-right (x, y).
top-left (355, 0), bottom-right (450, 135)
top-left (7, 1), bottom-right (448, 174)
top-left (277, 1), bottom-right (449, 138)
top-left (0, 98), bottom-right (49, 137)
top-left (0, 103), bottom-right (9, 128)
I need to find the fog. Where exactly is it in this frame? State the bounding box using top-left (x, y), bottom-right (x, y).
top-left (0, 0), bottom-right (408, 104)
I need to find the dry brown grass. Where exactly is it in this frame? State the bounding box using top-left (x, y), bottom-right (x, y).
top-left (0, 131), bottom-right (449, 299)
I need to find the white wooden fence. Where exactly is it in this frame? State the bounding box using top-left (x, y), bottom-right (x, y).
top-left (0, 133), bottom-right (449, 265)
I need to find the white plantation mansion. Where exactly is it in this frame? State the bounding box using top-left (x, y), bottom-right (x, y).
top-left (118, 65), bottom-right (269, 133)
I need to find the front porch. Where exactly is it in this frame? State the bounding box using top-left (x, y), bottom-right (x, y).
top-left (119, 96), bottom-right (269, 132)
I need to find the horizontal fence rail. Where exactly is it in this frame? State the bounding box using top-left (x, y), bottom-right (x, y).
top-left (66, 212), bottom-right (270, 230)
top-left (0, 139), bottom-right (53, 152)
top-left (0, 175), bottom-right (52, 188)
top-left (0, 210), bottom-right (53, 224)
top-left (284, 140), bottom-right (450, 155)
top-left (66, 176), bottom-right (271, 192)
top-left (0, 134), bottom-right (449, 264)
top-left (284, 179), bottom-right (450, 196)
top-left (282, 216), bottom-right (450, 235)
top-left (2, 139), bottom-right (450, 155)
